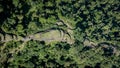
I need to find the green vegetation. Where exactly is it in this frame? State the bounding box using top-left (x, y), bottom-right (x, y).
top-left (0, 0), bottom-right (120, 68)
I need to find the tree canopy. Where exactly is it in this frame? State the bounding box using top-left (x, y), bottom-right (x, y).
top-left (0, 0), bottom-right (120, 68)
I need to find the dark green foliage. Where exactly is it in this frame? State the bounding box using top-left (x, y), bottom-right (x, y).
top-left (2, 41), bottom-right (119, 68)
top-left (7, 41), bottom-right (78, 67)
top-left (0, 0), bottom-right (120, 68)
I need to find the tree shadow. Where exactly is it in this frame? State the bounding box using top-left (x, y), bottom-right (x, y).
top-left (75, 12), bottom-right (88, 32)
top-left (0, 0), bottom-right (14, 25)
top-left (20, 1), bottom-right (31, 15)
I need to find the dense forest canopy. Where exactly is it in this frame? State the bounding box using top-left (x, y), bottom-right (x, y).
top-left (0, 0), bottom-right (120, 68)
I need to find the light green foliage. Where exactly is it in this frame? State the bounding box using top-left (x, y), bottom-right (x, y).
top-left (12, 0), bottom-right (19, 7)
top-left (16, 24), bottom-right (24, 33)
top-left (0, 5), bottom-right (3, 12)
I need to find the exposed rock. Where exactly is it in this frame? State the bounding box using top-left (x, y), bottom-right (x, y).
top-left (5, 34), bottom-right (12, 42)
top-left (56, 21), bottom-right (64, 26)
top-left (83, 39), bottom-right (97, 47)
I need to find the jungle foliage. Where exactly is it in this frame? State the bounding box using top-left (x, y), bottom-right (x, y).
top-left (0, 0), bottom-right (120, 68)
